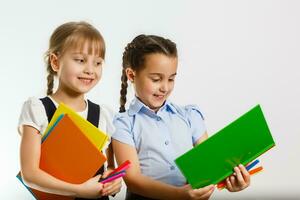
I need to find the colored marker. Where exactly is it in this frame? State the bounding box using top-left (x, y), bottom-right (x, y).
top-left (107, 160), bottom-right (131, 177)
top-left (100, 170), bottom-right (126, 184)
top-left (98, 160), bottom-right (131, 183)
top-left (246, 159), bottom-right (260, 171)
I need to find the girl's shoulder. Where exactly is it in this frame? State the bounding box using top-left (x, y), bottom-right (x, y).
top-left (113, 109), bottom-right (131, 120)
top-left (18, 97), bottom-right (48, 135)
top-left (169, 103), bottom-right (205, 120)
top-left (21, 96), bottom-right (46, 115)
top-left (112, 110), bottom-right (134, 129)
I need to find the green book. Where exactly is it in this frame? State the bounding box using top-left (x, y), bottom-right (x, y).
top-left (175, 104), bottom-right (275, 189)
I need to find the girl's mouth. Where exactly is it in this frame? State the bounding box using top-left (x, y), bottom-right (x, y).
top-left (78, 77), bottom-right (94, 84)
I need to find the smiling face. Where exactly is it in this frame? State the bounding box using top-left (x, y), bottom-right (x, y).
top-left (127, 53), bottom-right (178, 112)
top-left (51, 42), bottom-right (104, 96)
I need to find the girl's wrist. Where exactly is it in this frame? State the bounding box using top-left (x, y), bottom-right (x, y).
top-left (72, 183), bottom-right (83, 197)
top-left (174, 186), bottom-right (189, 200)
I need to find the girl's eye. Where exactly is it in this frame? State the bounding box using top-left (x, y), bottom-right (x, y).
top-left (152, 79), bottom-right (160, 82)
top-left (74, 58), bottom-right (84, 63)
top-left (95, 61), bottom-right (103, 66)
top-left (169, 79), bottom-right (175, 82)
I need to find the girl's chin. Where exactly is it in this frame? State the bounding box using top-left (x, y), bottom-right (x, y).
top-left (149, 102), bottom-right (165, 110)
top-left (77, 84), bottom-right (96, 92)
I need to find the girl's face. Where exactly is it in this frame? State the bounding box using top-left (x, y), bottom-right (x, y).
top-left (52, 42), bottom-right (104, 95)
top-left (130, 53), bottom-right (178, 112)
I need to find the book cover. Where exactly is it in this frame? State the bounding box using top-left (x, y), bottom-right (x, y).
top-left (18, 114), bottom-right (107, 199)
top-left (44, 103), bottom-right (108, 150)
top-left (175, 104), bottom-right (275, 189)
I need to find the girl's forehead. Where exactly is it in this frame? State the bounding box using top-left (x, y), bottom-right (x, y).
top-left (64, 37), bottom-right (104, 57)
top-left (73, 41), bottom-right (100, 53)
top-left (142, 54), bottom-right (178, 73)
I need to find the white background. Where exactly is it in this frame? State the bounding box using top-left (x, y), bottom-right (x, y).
top-left (1, 0), bottom-right (299, 199)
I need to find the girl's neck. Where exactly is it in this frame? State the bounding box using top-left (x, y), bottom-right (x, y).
top-left (50, 89), bottom-right (86, 112)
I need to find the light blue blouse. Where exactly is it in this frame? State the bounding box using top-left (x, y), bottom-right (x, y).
top-left (112, 97), bottom-right (206, 186)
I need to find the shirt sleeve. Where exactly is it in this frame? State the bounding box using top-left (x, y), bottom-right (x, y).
top-left (18, 97), bottom-right (48, 135)
top-left (99, 105), bottom-right (116, 137)
top-left (112, 114), bottom-right (135, 147)
top-left (185, 105), bottom-right (207, 144)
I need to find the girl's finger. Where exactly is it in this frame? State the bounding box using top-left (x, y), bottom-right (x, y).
top-left (92, 174), bottom-right (102, 182)
top-left (234, 166), bottom-right (246, 186)
top-left (102, 178), bottom-right (122, 195)
top-left (199, 186), bottom-right (215, 199)
top-left (101, 170), bottom-right (112, 179)
top-left (103, 184), bottom-right (121, 196)
top-left (226, 177), bottom-right (233, 191)
top-left (239, 164), bottom-right (250, 184)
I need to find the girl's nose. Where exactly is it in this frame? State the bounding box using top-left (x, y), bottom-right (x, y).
top-left (84, 62), bottom-right (94, 74)
top-left (160, 82), bottom-right (168, 92)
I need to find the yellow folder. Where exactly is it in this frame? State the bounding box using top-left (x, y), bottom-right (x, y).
top-left (43, 103), bottom-right (109, 150)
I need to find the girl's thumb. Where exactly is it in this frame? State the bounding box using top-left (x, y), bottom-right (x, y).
top-left (94, 174), bottom-right (102, 181)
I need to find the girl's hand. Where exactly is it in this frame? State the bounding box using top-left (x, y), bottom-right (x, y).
top-left (100, 169), bottom-right (122, 196)
top-left (180, 184), bottom-right (215, 200)
top-left (76, 175), bottom-right (103, 198)
top-left (225, 164), bottom-right (250, 192)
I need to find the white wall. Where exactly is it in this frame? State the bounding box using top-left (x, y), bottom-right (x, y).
top-left (1, 0), bottom-right (299, 199)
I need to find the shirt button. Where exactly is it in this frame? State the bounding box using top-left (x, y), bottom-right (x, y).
top-left (165, 140), bottom-right (169, 145)
top-left (170, 166), bottom-right (175, 170)
top-left (156, 117), bottom-right (161, 121)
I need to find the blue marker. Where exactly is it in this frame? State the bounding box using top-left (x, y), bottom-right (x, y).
top-left (246, 159), bottom-right (259, 171)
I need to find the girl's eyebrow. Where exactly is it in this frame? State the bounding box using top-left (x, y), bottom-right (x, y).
top-left (149, 73), bottom-right (162, 76)
top-left (71, 53), bottom-right (103, 60)
top-left (71, 52), bottom-right (85, 56)
top-left (149, 73), bottom-right (177, 77)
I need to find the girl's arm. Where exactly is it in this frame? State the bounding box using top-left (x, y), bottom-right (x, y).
top-left (112, 139), bottom-right (214, 200)
top-left (105, 142), bottom-right (115, 171)
top-left (20, 125), bottom-right (104, 198)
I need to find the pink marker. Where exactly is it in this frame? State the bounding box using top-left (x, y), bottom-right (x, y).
top-left (100, 171), bottom-right (126, 184)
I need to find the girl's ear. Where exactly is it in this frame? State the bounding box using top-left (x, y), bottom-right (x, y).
top-left (125, 68), bottom-right (135, 83)
top-left (50, 53), bottom-right (60, 72)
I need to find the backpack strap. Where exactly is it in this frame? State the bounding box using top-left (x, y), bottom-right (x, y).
top-left (40, 97), bottom-right (56, 123)
top-left (87, 100), bottom-right (100, 127)
top-left (40, 97), bottom-right (101, 128)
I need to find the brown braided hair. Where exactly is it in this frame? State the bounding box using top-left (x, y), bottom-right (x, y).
top-left (119, 34), bottom-right (177, 112)
top-left (44, 21), bottom-right (106, 95)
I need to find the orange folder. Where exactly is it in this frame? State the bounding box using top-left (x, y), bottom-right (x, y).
top-left (17, 114), bottom-right (107, 199)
